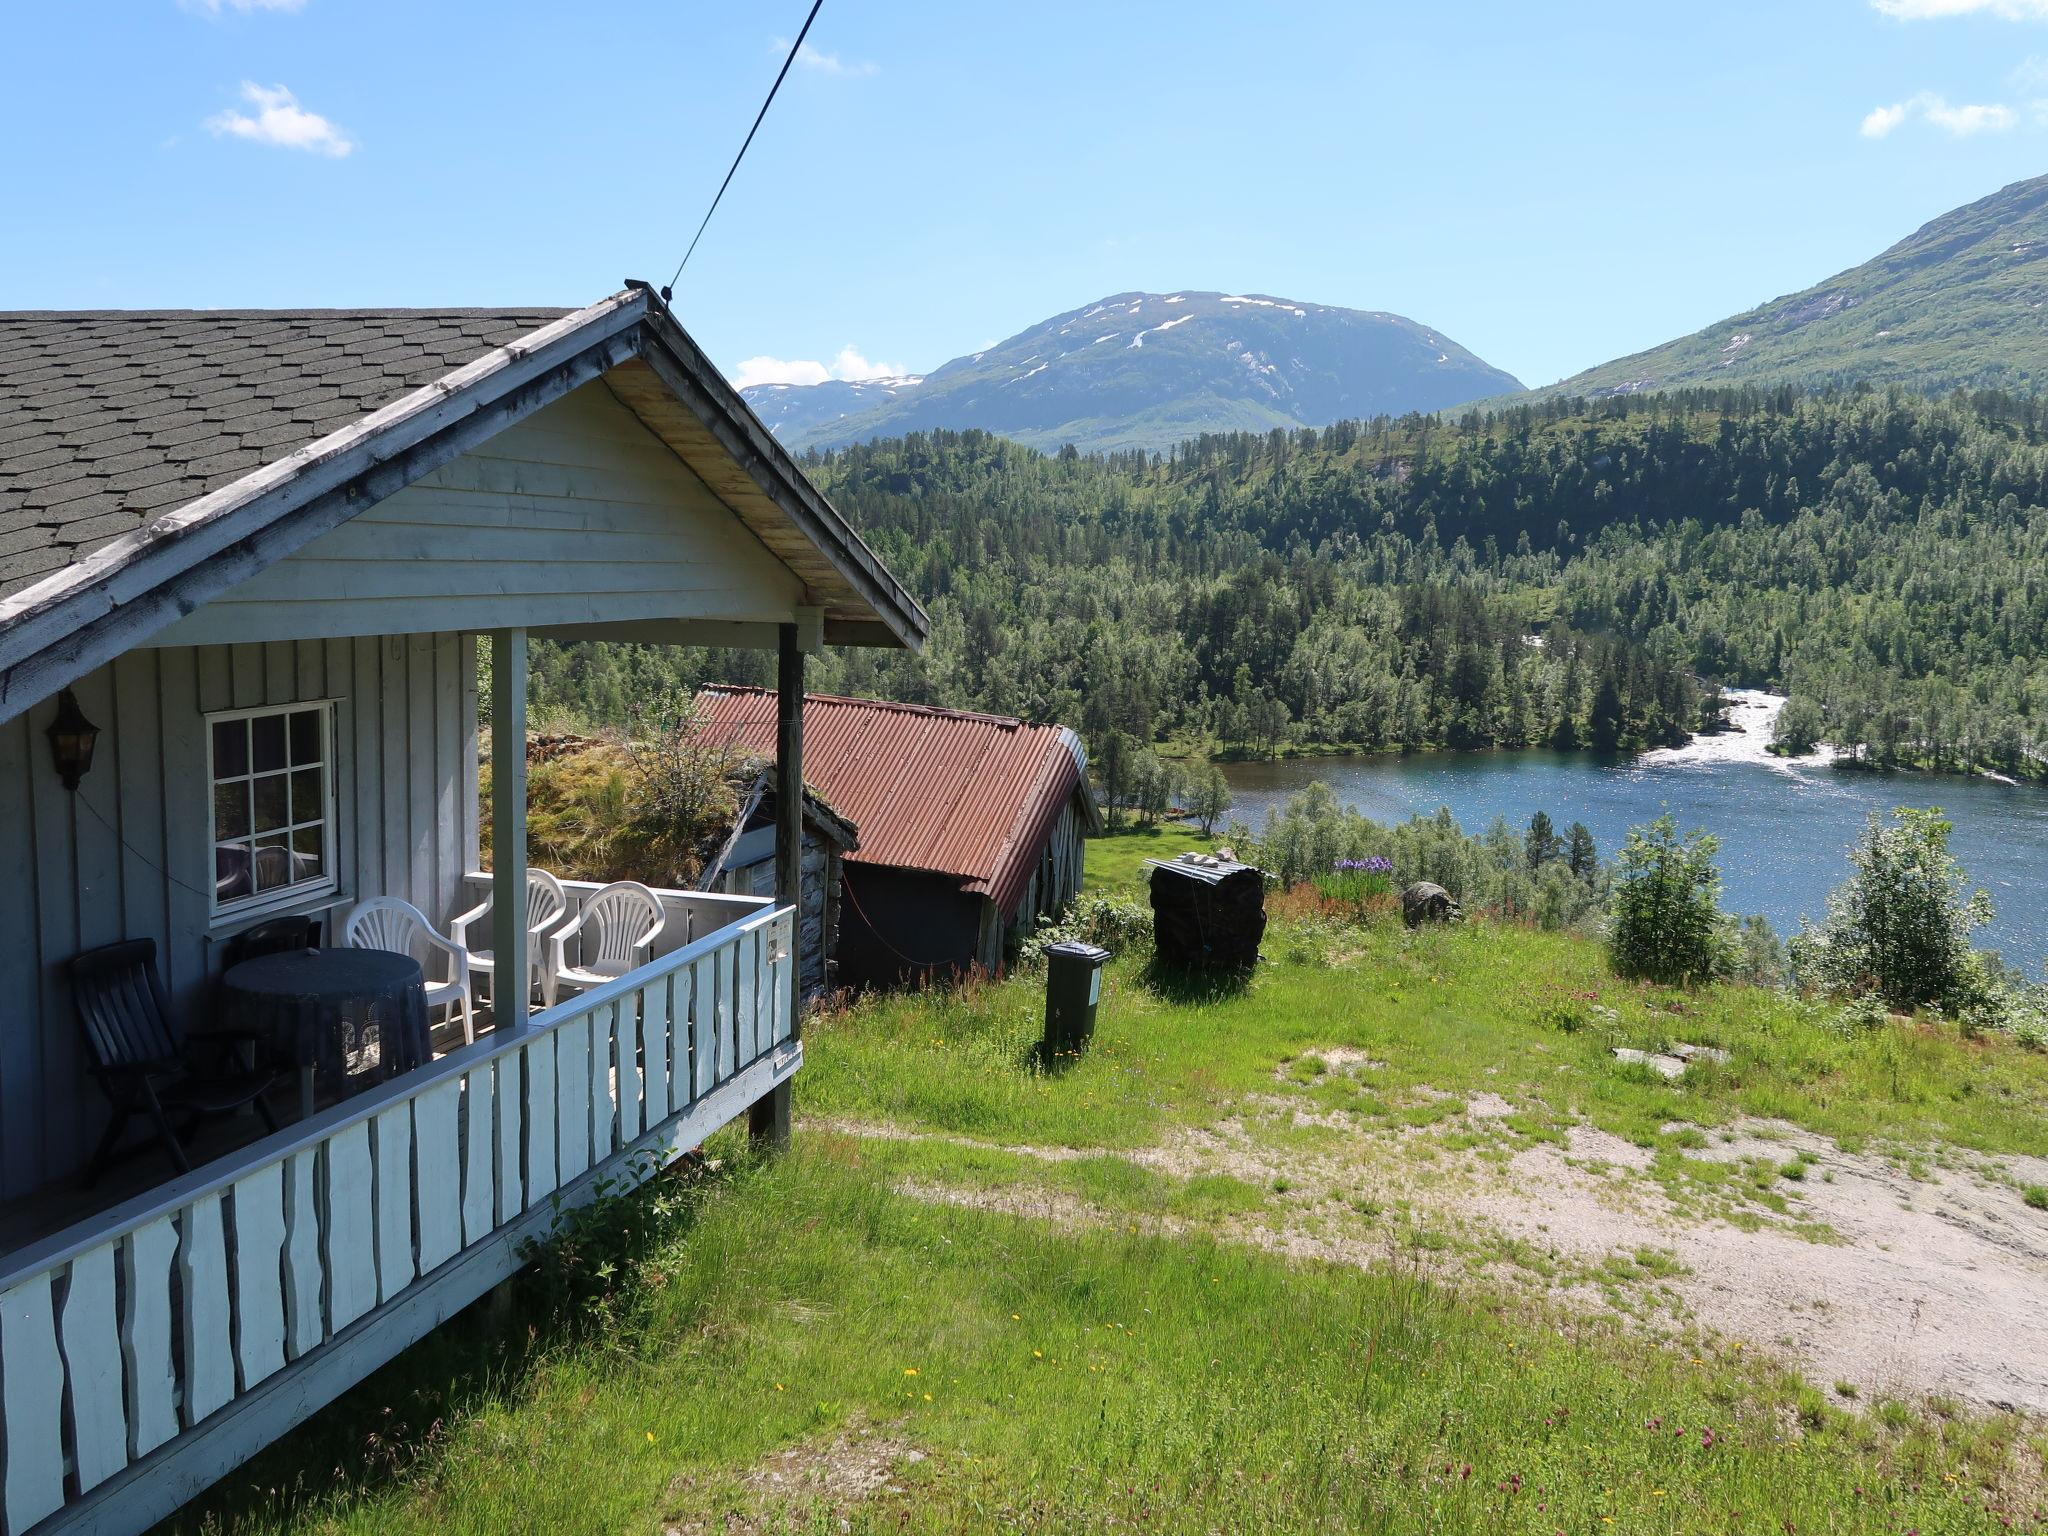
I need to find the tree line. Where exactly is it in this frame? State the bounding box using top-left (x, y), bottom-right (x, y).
top-left (530, 383), bottom-right (2048, 780)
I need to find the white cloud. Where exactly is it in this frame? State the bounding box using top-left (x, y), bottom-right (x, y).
top-left (730, 344), bottom-right (908, 390)
top-left (206, 82), bottom-right (353, 156)
top-left (1871, 0), bottom-right (2048, 17)
top-left (773, 37), bottom-right (878, 76)
top-left (180, 0), bottom-right (307, 13)
top-left (1860, 90), bottom-right (2016, 135)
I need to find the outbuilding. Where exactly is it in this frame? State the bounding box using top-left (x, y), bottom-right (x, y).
top-left (695, 689), bottom-right (1099, 985)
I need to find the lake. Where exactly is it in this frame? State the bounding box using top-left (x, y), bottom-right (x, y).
top-left (1218, 691), bottom-right (2048, 966)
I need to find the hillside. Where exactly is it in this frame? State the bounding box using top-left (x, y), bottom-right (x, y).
top-left (743, 291), bottom-right (1521, 453)
top-left (1524, 173), bottom-right (2048, 402)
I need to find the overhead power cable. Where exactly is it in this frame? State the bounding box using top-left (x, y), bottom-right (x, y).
top-left (662, 0), bottom-right (826, 300)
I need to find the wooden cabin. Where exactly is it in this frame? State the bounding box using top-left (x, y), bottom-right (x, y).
top-left (694, 690), bottom-right (1098, 986)
top-left (0, 286), bottom-right (927, 1536)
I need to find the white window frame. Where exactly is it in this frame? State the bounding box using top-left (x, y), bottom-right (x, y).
top-left (205, 700), bottom-right (340, 922)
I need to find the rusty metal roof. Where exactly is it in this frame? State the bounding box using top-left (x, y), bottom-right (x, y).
top-left (695, 688), bottom-right (1097, 919)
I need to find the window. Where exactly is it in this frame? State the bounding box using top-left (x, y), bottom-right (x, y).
top-left (208, 702), bottom-right (336, 918)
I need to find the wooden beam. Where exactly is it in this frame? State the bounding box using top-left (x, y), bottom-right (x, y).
top-left (775, 626), bottom-right (804, 919)
top-left (751, 625), bottom-right (803, 1153)
top-left (490, 629), bottom-right (529, 1032)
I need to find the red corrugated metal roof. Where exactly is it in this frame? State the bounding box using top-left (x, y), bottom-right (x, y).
top-left (694, 688), bottom-right (1094, 920)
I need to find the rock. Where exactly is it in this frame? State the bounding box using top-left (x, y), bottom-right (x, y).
top-left (1401, 882), bottom-right (1461, 928)
top-left (1613, 1047), bottom-right (1688, 1079)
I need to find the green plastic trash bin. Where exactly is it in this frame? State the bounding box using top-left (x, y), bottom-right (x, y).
top-left (1043, 941), bottom-right (1109, 1061)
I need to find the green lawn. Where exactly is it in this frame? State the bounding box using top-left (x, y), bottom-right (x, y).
top-left (161, 841), bottom-right (2048, 1535)
top-left (1081, 821), bottom-right (1216, 895)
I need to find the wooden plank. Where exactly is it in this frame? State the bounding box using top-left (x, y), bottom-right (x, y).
top-left (0, 713), bottom-right (40, 1200)
top-left (154, 645), bottom-right (207, 1008)
top-left (228, 1164), bottom-right (288, 1393)
top-left (494, 1051), bottom-right (523, 1221)
top-left (263, 639), bottom-right (293, 702)
top-left (615, 993), bottom-right (641, 1144)
top-left (433, 634), bottom-right (460, 928)
top-left (523, 1033), bottom-right (556, 1203)
top-left (58, 1241), bottom-right (126, 1494)
top-left (460, 1065), bottom-right (494, 1248)
top-left (372, 1105), bottom-right (415, 1305)
top-left (282, 1150), bottom-right (323, 1360)
top-left (323, 1123), bottom-right (376, 1331)
top-left (590, 999), bottom-right (618, 1159)
top-left (380, 636), bottom-right (407, 907)
top-left (295, 637), bottom-right (325, 704)
top-left (407, 635), bottom-right (434, 918)
top-left (554, 1014), bottom-right (591, 1184)
top-left (413, 1078), bottom-right (462, 1275)
top-left (0, 1271), bottom-right (66, 1531)
top-left (736, 928), bottom-right (759, 1070)
top-left (111, 650), bottom-right (165, 955)
top-left (692, 955), bottom-right (716, 1097)
top-left (27, 686), bottom-right (76, 1196)
top-left (773, 911), bottom-right (795, 1045)
top-left (229, 643), bottom-right (263, 709)
top-left (641, 970), bottom-right (669, 1124)
top-left (204, 552), bottom-right (795, 603)
top-left (119, 1216), bottom-right (179, 1459)
top-left (178, 1192), bottom-right (234, 1425)
top-left (351, 636), bottom-right (381, 896)
top-left (459, 634), bottom-right (480, 873)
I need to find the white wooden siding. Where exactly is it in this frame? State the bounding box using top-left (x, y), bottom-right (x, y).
top-left (0, 634), bottom-right (475, 1202)
top-left (145, 383), bottom-right (805, 647)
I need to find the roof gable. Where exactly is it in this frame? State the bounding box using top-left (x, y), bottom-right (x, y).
top-left (0, 287), bottom-right (928, 722)
top-left (695, 687), bottom-right (1097, 917)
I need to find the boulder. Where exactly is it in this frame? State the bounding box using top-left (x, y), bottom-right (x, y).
top-left (1401, 881), bottom-right (1460, 928)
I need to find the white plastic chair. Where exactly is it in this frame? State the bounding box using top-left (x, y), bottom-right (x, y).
top-left (450, 868), bottom-right (568, 1012)
top-left (544, 881), bottom-right (665, 1005)
top-left (342, 896), bottom-right (475, 1043)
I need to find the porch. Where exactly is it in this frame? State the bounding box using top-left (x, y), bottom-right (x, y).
top-left (0, 878), bottom-right (798, 1535)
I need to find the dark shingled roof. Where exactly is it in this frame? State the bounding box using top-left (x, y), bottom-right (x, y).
top-left (0, 307), bottom-right (570, 599)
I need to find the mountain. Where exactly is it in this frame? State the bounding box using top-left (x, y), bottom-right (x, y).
top-left (742, 374), bottom-right (925, 443)
top-left (741, 291), bottom-right (1521, 454)
top-left (1524, 174), bottom-right (2048, 403)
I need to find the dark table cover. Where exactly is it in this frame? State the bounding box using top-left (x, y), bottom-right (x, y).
top-left (219, 947), bottom-right (430, 1095)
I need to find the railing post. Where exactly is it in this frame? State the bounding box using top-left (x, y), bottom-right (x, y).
top-left (749, 622), bottom-right (803, 1153)
top-left (490, 628), bottom-right (529, 1033)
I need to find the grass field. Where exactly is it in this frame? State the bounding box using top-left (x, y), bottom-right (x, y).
top-left (163, 829), bottom-right (2048, 1535)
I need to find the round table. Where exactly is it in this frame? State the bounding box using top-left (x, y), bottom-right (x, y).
top-left (219, 948), bottom-right (430, 1117)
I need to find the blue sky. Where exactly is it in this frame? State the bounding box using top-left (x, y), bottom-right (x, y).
top-left (3, 0), bottom-right (2046, 389)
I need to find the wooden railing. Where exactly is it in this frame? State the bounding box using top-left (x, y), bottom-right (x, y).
top-left (0, 902), bottom-right (796, 1536)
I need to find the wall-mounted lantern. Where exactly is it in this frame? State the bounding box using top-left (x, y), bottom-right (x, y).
top-left (46, 687), bottom-right (100, 791)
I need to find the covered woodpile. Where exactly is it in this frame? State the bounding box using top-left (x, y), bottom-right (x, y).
top-left (1148, 853), bottom-right (1267, 971)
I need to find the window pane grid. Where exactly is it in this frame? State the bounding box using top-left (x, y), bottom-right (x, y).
top-left (209, 703), bottom-right (333, 915)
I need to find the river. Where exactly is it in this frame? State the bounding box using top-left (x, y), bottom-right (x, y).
top-left (1218, 692), bottom-right (2048, 966)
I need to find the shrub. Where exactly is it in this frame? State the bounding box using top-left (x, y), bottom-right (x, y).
top-left (1606, 814), bottom-right (1728, 987)
top-left (1019, 893), bottom-right (1152, 966)
top-left (1789, 808), bottom-right (1991, 1014)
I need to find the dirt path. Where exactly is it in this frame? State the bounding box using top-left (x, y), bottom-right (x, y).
top-left (820, 1110), bottom-right (2048, 1416)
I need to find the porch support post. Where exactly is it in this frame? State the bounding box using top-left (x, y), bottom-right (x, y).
top-left (490, 627), bottom-right (529, 1032)
top-left (750, 621), bottom-right (803, 1152)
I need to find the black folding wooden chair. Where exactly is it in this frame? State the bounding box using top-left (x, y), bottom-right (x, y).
top-left (70, 938), bottom-right (280, 1187)
top-left (221, 913), bottom-right (322, 968)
